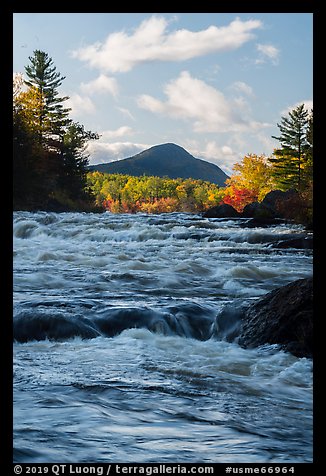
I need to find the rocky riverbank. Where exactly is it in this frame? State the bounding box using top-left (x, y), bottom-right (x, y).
top-left (203, 189), bottom-right (313, 230)
top-left (203, 189), bottom-right (313, 249)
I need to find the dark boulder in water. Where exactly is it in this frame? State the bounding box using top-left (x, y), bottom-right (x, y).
top-left (13, 303), bottom-right (219, 343)
top-left (93, 307), bottom-right (174, 337)
top-left (166, 303), bottom-right (217, 340)
top-left (241, 189), bottom-right (300, 220)
top-left (240, 217), bottom-right (287, 228)
top-left (94, 303), bottom-right (217, 341)
top-left (237, 277), bottom-right (313, 358)
top-left (13, 311), bottom-right (100, 342)
top-left (203, 189), bottom-right (301, 222)
top-left (242, 201), bottom-right (277, 219)
top-left (214, 304), bottom-right (246, 342)
top-left (202, 203), bottom-right (240, 218)
top-left (240, 189), bottom-right (299, 220)
top-left (261, 189), bottom-right (298, 212)
top-left (271, 235), bottom-right (313, 250)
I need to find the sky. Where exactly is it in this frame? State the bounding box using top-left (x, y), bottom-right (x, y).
top-left (13, 12), bottom-right (313, 175)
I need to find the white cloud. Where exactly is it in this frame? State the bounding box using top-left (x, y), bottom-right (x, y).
top-left (256, 43), bottom-right (280, 65)
top-left (99, 126), bottom-right (134, 140)
top-left (72, 15), bottom-right (262, 73)
top-left (137, 95), bottom-right (165, 115)
top-left (184, 140), bottom-right (239, 176)
top-left (201, 142), bottom-right (239, 175)
top-left (13, 72), bottom-right (26, 96)
top-left (66, 93), bottom-right (96, 117)
top-left (116, 107), bottom-right (135, 121)
top-left (232, 96), bottom-right (249, 111)
top-left (137, 71), bottom-right (268, 133)
top-left (80, 74), bottom-right (119, 97)
top-left (281, 99), bottom-right (313, 116)
top-left (87, 141), bottom-right (150, 165)
top-left (221, 145), bottom-right (234, 155)
top-left (184, 130), bottom-right (279, 175)
top-left (230, 81), bottom-right (254, 96)
top-left (256, 132), bottom-right (278, 153)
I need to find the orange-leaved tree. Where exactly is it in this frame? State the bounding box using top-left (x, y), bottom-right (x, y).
top-left (222, 154), bottom-right (275, 212)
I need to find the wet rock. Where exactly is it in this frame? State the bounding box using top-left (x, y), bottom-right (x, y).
top-left (242, 201), bottom-right (277, 219)
top-left (214, 304), bottom-right (247, 342)
top-left (240, 217), bottom-right (286, 228)
top-left (202, 203), bottom-right (240, 218)
top-left (261, 189), bottom-right (298, 210)
top-left (46, 198), bottom-right (70, 212)
top-left (13, 311), bottom-right (100, 342)
top-left (237, 277), bottom-right (313, 358)
top-left (93, 307), bottom-right (173, 338)
top-left (203, 189), bottom-right (307, 225)
top-left (271, 235), bottom-right (313, 249)
top-left (241, 190), bottom-right (299, 219)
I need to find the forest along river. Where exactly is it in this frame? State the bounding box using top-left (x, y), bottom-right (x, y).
top-left (13, 211), bottom-right (313, 463)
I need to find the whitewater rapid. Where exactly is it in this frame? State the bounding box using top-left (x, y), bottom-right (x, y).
top-left (13, 211), bottom-right (313, 463)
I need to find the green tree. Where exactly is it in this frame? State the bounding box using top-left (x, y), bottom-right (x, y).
top-left (59, 122), bottom-right (99, 200)
top-left (146, 176), bottom-right (162, 202)
top-left (270, 104), bottom-right (310, 191)
top-left (303, 109), bottom-right (313, 186)
top-left (13, 103), bottom-right (44, 207)
top-left (13, 74), bottom-right (52, 207)
top-left (13, 52), bottom-right (99, 211)
top-left (24, 50), bottom-right (71, 145)
top-left (86, 172), bottom-right (106, 206)
top-left (193, 184), bottom-right (208, 211)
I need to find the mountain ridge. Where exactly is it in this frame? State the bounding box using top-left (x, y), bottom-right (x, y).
top-left (88, 143), bottom-right (229, 186)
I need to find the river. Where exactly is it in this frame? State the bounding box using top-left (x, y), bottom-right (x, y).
top-left (13, 211), bottom-right (313, 463)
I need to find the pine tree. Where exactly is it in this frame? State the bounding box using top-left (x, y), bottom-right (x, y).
top-left (24, 50), bottom-right (71, 146)
top-left (13, 51), bottom-right (99, 210)
top-left (303, 109), bottom-right (313, 187)
top-left (270, 104), bottom-right (310, 191)
top-left (60, 122), bottom-right (99, 200)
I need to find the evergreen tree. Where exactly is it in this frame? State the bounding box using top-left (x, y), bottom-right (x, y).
top-left (302, 109), bottom-right (313, 187)
top-left (24, 50), bottom-right (71, 146)
top-left (270, 104), bottom-right (310, 191)
top-left (13, 74), bottom-right (50, 207)
top-left (306, 109), bottom-right (313, 152)
top-left (13, 104), bottom-right (43, 207)
top-left (13, 51), bottom-right (99, 211)
top-left (60, 122), bottom-right (99, 200)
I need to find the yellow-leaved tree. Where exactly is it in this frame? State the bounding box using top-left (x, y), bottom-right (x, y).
top-left (222, 154), bottom-right (275, 212)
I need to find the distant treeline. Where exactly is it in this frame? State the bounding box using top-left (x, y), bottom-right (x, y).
top-left (87, 172), bottom-right (223, 213)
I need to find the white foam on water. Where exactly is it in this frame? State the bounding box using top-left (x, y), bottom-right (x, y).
top-left (13, 211), bottom-right (313, 463)
top-left (227, 264), bottom-right (280, 280)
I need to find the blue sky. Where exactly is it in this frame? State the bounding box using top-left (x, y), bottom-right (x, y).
top-left (13, 12), bottom-right (313, 174)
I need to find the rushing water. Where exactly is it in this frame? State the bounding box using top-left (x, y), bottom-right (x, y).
top-left (13, 211), bottom-right (313, 463)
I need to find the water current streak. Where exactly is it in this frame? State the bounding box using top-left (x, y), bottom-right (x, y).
top-left (13, 212), bottom-right (313, 463)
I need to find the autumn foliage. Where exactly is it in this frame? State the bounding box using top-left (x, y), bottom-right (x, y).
top-left (221, 186), bottom-right (258, 212)
top-left (221, 154), bottom-right (275, 212)
top-left (87, 172), bottom-right (224, 213)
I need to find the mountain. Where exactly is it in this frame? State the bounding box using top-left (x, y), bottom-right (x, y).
top-left (88, 143), bottom-right (229, 186)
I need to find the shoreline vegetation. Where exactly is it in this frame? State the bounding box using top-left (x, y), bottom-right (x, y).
top-left (13, 50), bottom-right (313, 227)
